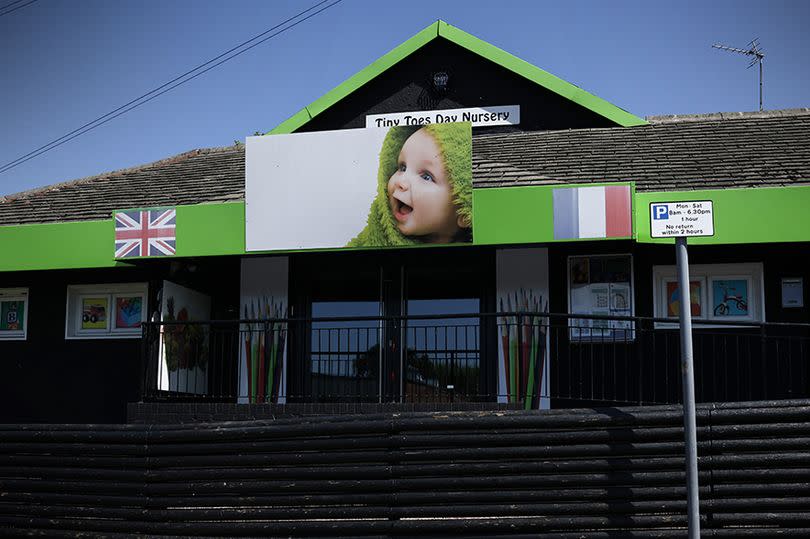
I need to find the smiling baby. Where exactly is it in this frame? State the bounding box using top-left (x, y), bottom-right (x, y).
top-left (348, 122), bottom-right (472, 247)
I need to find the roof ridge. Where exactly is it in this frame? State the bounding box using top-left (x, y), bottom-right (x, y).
top-left (0, 145), bottom-right (241, 203)
top-left (646, 108), bottom-right (810, 123)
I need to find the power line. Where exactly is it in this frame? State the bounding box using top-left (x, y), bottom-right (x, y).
top-left (0, 0), bottom-right (37, 17)
top-left (0, 0), bottom-right (342, 176)
top-left (0, 0), bottom-right (26, 11)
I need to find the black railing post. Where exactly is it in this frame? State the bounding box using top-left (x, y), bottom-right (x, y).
top-left (450, 350), bottom-right (455, 404)
top-left (139, 322), bottom-right (150, 401)
top-left (637, 317), bottom-right (645, 406)
top-left (761, 323), bottom-right (768, 400)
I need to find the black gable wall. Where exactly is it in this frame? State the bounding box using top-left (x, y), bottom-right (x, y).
top-left (299, 38), bottom-right (620, 133)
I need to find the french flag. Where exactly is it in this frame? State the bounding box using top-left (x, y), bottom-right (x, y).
top-left (553, 185), bottom-right (632, 240)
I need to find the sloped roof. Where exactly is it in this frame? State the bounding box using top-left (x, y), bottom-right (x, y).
top-left (1, 109), bottom-right (808, 226)
top-left (474, 108), bottom-right (810, 190)
top-left (0, 147), bottom-right (245, 225)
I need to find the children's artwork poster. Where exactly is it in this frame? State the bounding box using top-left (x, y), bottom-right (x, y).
top-left (0, 300), bottom-right (24, 332)
top-left (610, 283), bottom-right (631, 311)
top-left (115, 296), bottom-right (143, 329)
top-left (591, 285), bottom-right (609, 311)
top-left (239, 257), bottom-right (289, 404)
top-left (245, 123), bottom-right (472, 251)
top-left (158, 281), bottom-right (211, 394)
top-left (666, 280), bottom-right (702, 317)
top-left (711, 278), bottom-right (749, 317)
top-left (81, 297), bottom-right (108, 330)
top-left (568, 256), bottom-right (634, 339)
top-left (496, 248), bottom-right (550, 410)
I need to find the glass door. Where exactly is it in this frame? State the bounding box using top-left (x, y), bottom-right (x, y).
top-left (402, 254), bottom-right (489, 403)
top-left (308, 262), bottom-right (381, 402)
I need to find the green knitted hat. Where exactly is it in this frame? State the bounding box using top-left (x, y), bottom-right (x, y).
top-left (347, 122), bottom-right (472, 247)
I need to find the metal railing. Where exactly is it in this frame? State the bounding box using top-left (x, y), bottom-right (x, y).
top-left (141, 312), bottom-right (810, 407)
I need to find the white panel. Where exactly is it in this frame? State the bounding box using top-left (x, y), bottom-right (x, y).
top-left (577, 186), bottom-right (607, 238)
top-left (245, 128), bottom-right (388, 251)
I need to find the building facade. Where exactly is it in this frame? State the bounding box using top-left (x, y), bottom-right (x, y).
top-left (1, 21), bottom-right (808, 423)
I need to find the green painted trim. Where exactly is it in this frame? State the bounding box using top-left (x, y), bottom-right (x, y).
top-left (111, 202), bottom-right (246, 261)
top-left (0, 220), bottom-right (122, 272)
top-left (437, 22), bottom-right (645, 127)
top-left (267, 23), bottom-right (439, 135)
top-left (267, 108), bottom-right (312, 136)
top-left (473, 182), bottom-right (635, 245)
top-left (175, 202), bottom-right (245, 256)
top-left (305, 23), bottom-right (438, 119)
top-left (267, 20), bottom-right (645, 135)
top-left (635, 185), bottom-right (810, 245)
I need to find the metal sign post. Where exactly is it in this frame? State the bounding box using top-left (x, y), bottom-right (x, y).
top-left (675, 235), bottom-right (700, 538)
top-left (650, 201), bottom-right (714, 539)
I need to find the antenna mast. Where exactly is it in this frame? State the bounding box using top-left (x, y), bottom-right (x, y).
top-left (712, 39), bottom-right (765, 111)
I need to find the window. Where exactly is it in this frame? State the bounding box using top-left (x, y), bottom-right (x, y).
top-left (0, 288), bottom-right (29, 341)
top-left (65, 283), bottom-right (148, 339)
top-left (568, 255), bottom-right (634, 340)
top-left (653, 263), bottom-right (765, 326)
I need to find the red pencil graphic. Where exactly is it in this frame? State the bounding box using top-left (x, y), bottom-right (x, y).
top-left (243, 304), bottom-right (252, 403)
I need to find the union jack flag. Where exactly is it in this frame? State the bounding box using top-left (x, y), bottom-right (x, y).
top-left (114, 208), bottom-right (176, 258)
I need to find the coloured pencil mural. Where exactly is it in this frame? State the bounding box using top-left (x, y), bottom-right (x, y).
top-left (239, 257), bottom-right (289, 404)
top-left (498, 290), bottom-right (548, 410)
top-left (241, 297), bottom-right (287, 403)
top-left (496, 248), bottom-right (550, 409)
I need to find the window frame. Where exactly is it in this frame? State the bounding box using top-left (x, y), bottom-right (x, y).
top-left (65, 283), bottom-right (148, 340)
top-left (0, 287), bottom-right (29, 341)
top-left (653, 263), bottom-right (765, 328)
top-left (566, 253), bottom-right (635, 341)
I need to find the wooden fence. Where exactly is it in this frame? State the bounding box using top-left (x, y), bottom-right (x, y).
top-left (2, 399), bottom-right (810, 537)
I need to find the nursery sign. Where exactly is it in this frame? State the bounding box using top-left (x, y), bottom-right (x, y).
top-left (366, 106), bottom-right (519, 128)
top-left (650, 201), bottom-right (714, 238)
top-left (246, 123), bottom-right (472, 251)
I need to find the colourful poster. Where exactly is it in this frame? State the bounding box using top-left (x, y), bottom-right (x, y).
top-left (712, 279), bottom-right (749, 316)
top-left (666, 280), bottom-right (702, 317)
top-left (246, 123), bottom-right (472, 251)
top-left (115, 296), bottom-right (143, 329)
top-left (0, 300), bottom-right (24, 331)
top-left (158, 281), bottom-right (212, 394)
top-left (81, 297), bottom-right (108, 330)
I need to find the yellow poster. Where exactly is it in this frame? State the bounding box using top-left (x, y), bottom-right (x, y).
top-left (81, 297), bottom-right (108, 330)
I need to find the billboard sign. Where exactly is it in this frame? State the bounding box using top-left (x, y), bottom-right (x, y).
top-left (246, 123), bottom-right (472, 251)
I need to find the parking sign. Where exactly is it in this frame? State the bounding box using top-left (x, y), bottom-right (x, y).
top-left (649, 201), bottom-right (714, 238)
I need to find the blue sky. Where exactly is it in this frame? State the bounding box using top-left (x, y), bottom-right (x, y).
top-left (1, 0), bottom-right (808, 196)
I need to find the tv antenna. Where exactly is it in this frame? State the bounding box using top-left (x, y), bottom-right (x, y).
top-left (712, 39), bottom-right (765, 111)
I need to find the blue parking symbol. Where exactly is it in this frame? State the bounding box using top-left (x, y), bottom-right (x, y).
top-left (652, 204), bottom-right (669, 220)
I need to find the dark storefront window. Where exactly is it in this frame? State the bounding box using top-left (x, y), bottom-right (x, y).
top-left (296, 250), bottom-right (491, 403)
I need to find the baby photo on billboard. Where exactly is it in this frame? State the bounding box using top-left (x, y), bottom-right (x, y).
top-left (245, 122), bottom-right (472, 251)
top-left (349, 122), bottom-right (473, 247)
